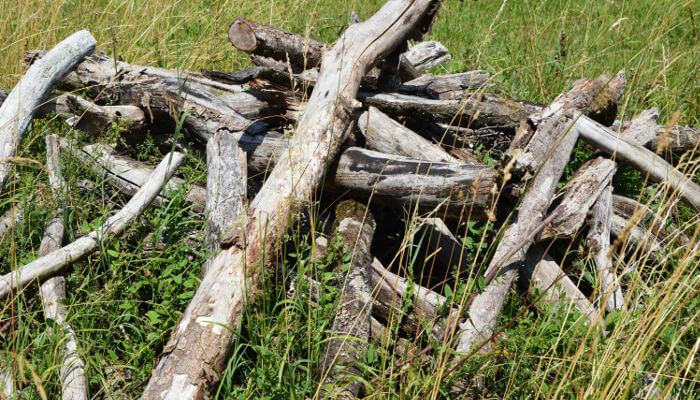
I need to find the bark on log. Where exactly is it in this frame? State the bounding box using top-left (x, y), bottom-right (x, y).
top-left (611, 194), bottom-right (690, 246)
top-left (360, 91), bottom-right (541, 131)
top-left (140, 2), bottom-right (442, 398)
top-left (519, 246), bottom-right (600, 324)
top-left (228, 16), bottom-right (327, 69)
top-left (318, 201), bottom-right (375, 398)
top-left (573, 113), bottom-right (700, 210)
top-left (39, 135), bottom-right (88, 400)
top-left (357, 106), bottom-right (460, 163)
top-left (202, 132), bottom-right (247, 277)
top-left (0, 31), bottom-right (95, 194)
top-left (0, 151), bottom-right (185, 299)
top-left (332, 147), bottom-right (496, 221)
top-left (0, 203), bottom-right (23, 242)
top-left (456, 73), bottom-right (625, 355)
top-left (58, 138), bottom-right (206, 212)
top-left (612, 113), bottom-right (699, 154)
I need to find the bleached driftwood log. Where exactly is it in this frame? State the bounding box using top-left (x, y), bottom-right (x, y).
top-left (455, 73), bottom-right (626, 355)
top-left (360, 91), bottom-right (541, 131)
top-left (611, 194), bottom-right (690, 246)
top-left (332, 147), bottom-right (496, 220)
top-left (0, 150), bottom-right (185, 299)
top-left (40, 93), bottom-right (147, 135)
top-left (39, 135), bottom-right (88, 400)
top-left (318, 201), bottom-right (375, 398)
top-left (0, 30), bottom-right (95, 194)
top-left (202, 132), bottom-right (247, 277)
top-left (58, 138), bottom-right (206, 212)
top-left (357, 106), bottom-right (461, 163)
top-left (612, 114), bottom-right (699, 154)
top-left (140, 2), bottom-right (443, 398)
top-left (573, 114), bottom-right (700, 210)
top-left (403, 41), bottom-right (451, 72)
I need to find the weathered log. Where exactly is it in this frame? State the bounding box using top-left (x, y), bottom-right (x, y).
top-left (202, 132), bottom-right (247, 277)
top-left (398, 71), bottom-right (490, 100)
top-left (318, 201), bottom-right (375, 398)
top-left (612, 113), bottom-right (699, 154)
top-left (40, 93), bottom-right (147, 135)
top-left (610, 213), bottom-right (663, 257)
top-left (519, 245), bottom-right (599, 324)
top-left (456, 73), bottom-right (625, 354)
top-left (39, 135), bottom-right (88, 400)
top-left (573, 113), bottom-right (700, 210)
top-left (586, 185), bottom-right (625, 311)
top-left (332, 147), bottom-right (497, 221)
top-left (540, 109), bottom-right (658, 240)
top-left (0, 150), bottom-right (185, 299)
top-left (417, 218), bottom-right (478, 288)
top-left (228, 15), bottom-right (328, 69)
top-left (357, 106), bottom-right (460, 163)
top-left (0, 31), bottom-right (95, 194)
top-left (140, 2), bottom-right (442, 398)
top-left (539, 156), bottom-right (617, 240)
top-left (58, 138), bottom-right (206, 212)
top-left (403, 41), bottom-right (451, 72)
top-left (611, 194), bottom-right (690, 246)
top-left (26, 51), bottom-right (273, 142)
top-left (359, 91), bottom-right (541, 131)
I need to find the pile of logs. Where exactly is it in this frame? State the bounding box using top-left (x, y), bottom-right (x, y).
top-left (0, 0), bottom-right (697, 398)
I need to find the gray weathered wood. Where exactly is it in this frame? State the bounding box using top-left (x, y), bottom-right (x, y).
top-left (0, 203), bottom-right (23, 242)
top-left (586, 185), bottom-right (625, 311)
top-left (520, 246), bottom-right (600, 324)
top-left (360, 91), bottom-right (541, 131)
top-left (357, 106), bottom-right (460, 163)
top-left (41, 93), bottom-right (147, 135)
top-left (140, 2), bottom-right (442, 398)
top-left (39, 135), bottom-right (88, 400)
top-left (0, 150), bottom-right (185, 299)
top-left (399, 71), bottom-right (490, 100)
top-left (0, 30), bottom-right (95, 194)
top-left (332, 147), bottom-right (497, 220)
top-left (573, 113), bottom-right (700, 210)
top-left (456, 73), bottom-right (625, 354)
top-left (318, 201), bottom-right (375, 398)
top-left (59, 138), bottom-right (206, 212)
top-left (202, 132), bottom-right (247, 277)
top-left (403, 41), bottom-right (451, 72)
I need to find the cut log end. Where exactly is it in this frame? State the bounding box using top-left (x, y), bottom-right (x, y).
top-left (228, 16), bottom-right (257, 52)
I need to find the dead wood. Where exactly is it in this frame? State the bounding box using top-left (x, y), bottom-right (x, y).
top-left (0, 150), bottom-right (185, 299)
top-left (519, 246), bottom-right (600, 324)
top-left (612, 112), bottom-right (699, 154)
top-left (0, 203), bottom-right (23, 242)
top-left (456, 73), bottom-right (626, 355)
top-left (403, 41), bottom-right (451, 72)
top-left (228, 15), bottom-right (328, 69)
top-left (398, 70), bottom-right (490, 100)
top-left (58, 139), bottom-right (206, 212)
top-left (202, 132), bottom-right (247, 277)
top-left (40, 93), bottom-right (147, 135)
top-left (0, 31), bottom-right (95, 194)
top-left (573, 113), bottom-right (700, 210)
top-left (611, 194), bottom-right (690, 246)
top-left (39, 135), bottom-right (88, 400)
top-left (332, 147), bottom-right (496, 221)
top-left (359, 91), bottom-right (541, 131)
top-left (586, 185), bottom-right (625, 311)
top-left (318, 201), bottom-right (375, 398)
top-left (140, 2), bottom-right (443, 398)
top-left (357, 106), bottom-right (460, 163)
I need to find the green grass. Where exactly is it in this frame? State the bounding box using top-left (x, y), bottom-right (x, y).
top-left (0, 0), bottom-right (698, 399)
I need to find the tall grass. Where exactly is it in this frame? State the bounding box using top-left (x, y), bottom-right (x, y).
top-left (0, 0), bottom-right (697, 399)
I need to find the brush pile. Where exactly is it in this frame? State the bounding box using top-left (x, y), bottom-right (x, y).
top-left (0, 0), bottom-right (697, 398)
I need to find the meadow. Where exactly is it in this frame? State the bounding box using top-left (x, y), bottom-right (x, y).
top-left (0, 0), bottom-right (697, 398)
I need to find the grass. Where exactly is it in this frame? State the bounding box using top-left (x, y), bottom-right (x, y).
top-left (0, 0), bottom-right (698, 399)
